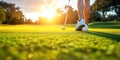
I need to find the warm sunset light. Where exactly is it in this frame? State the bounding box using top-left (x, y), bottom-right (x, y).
top-left (41, 8), bottom-right (56, 20)
top-left (1, 0), bottom-right (120, 60)
top-left (24, 8), bottom-right (57, 22)
top-left (3, 0), bottom-right (95, 22)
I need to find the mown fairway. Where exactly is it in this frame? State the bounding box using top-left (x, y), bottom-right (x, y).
top-left (0, 22), bottom-right (120, 60)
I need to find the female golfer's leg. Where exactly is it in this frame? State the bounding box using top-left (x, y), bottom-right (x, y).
top-left (76, 0), bottom-right (85, 31)
top-left (78, 0), bottom-right (84, 20)
top-left (84, 0), bottom-right (90, 24)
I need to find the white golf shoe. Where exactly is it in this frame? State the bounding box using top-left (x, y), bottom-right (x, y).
top-left (76, 19), bottom-right (88, 31)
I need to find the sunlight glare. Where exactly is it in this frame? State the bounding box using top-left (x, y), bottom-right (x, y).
top-left (41, 8), bottom-right (56, 20)
top-left (24, 0), bottom-right (65, 21)
top-left (24, 13), bottom-right (40, 22)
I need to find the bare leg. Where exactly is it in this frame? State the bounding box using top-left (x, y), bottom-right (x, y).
top-left (76, 0), bottom-right (89, 31)
top-left (84, 0), bottom-right (90, 24)
top-left (78, 0), bottom-right (84, 20)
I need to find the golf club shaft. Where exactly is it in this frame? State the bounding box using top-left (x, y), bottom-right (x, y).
top-left (64, 0), bottom-right (70, 29)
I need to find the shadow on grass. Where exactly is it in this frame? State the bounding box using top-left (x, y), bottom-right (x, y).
top-left (86, 31), bottom-right (120, 42)
top-left (89, 25), bottom-right (120, 29)
top-left (89, 22), bottom-right (120, 29)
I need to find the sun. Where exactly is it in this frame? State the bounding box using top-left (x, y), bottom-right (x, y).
top-left (41, 9), bottom-right (56, 20)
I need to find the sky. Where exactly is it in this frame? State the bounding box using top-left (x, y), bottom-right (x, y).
top-left (3, 0), bottom-right (95, 21)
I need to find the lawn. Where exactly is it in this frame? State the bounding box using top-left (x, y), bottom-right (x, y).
top-left (0, 22), bottom-right (120, 60)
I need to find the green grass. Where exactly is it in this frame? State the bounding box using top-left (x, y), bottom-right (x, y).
top-left (0, 22), bottom-right (120, 60)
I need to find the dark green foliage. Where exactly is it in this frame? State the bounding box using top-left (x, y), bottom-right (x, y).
top-left (89, 11), bottom-right (101, 22)
top-left (106, 15), bottom-right (117, 21)
top-left (0, 1), bottom-right (24, 24)
top-left (92, 0), bottom-right (120, 21)
top-left (0, 7), bottom-right (5, 23)
top-left (110, 0), bottom-right (120, 20)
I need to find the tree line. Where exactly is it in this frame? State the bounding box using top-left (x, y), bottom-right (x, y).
top-left (0, 1), bottom-right (25, 24)
top-left (0, 1), bottom-right (78, 25)
top-left (36, 0), bottom-right (120, 24)
top-left (0, 0), bottom-right (120, 25)
top-left (91, 0), bottom-right (120, 22)
top-left (35, 5), bottom-right (78, 24)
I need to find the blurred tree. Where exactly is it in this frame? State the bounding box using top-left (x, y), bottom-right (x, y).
top-left (0, 1), bottom-right (24, 24)
top-left (37, 6), bottom-right (78, 25)
top-left (92, 0), bottom-right (110, 22)
top-left (110, 0), bottom-right (120, 21)
top-left (55, 8), bottom-right (65, 24)
top-left (92, 0), bottom-right (120, 21)
top-left (89, 11), bottom-right (101, 22)
top-left (0, 7), bottom-right (6, 24)
top-left (64, 5), bottom-right (78, 24)
top-left (106, 14), bottom-right (117, 21)
top-left (25, 19), bottom-right (33, 24)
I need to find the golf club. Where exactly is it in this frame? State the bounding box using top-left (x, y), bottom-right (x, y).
top-left (62, 0), bottom-right (70, 30)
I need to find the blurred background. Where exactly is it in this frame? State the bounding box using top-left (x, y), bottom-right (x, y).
top-left (0, 0), bottom-right (120, 25)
